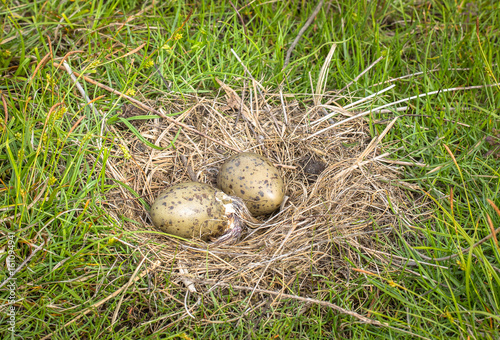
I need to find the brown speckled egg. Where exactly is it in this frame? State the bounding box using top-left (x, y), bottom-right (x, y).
top-left (217, 152), bottom-right (285, 215)
top-left (150, 182), bottom-right (234, 241)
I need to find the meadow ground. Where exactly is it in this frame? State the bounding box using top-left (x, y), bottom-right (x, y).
top-left (1, 1), bottom-right (500, 339)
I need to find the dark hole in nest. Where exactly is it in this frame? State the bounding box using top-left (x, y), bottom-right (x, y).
top-left (299, 153), bottom-right (327, 182)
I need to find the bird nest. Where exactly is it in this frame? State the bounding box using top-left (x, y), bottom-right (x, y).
top-left (103, 77), bottom-right (425, 327)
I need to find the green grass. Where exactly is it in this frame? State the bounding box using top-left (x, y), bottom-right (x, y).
top-left (1, 0), bottom-right (500, 338)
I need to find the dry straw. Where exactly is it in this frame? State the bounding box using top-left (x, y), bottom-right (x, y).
top-left (95, 50), bottom-right (428, 330)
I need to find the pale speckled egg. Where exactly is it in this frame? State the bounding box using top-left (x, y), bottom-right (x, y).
top-left (217, 152), bottom-right (285, 215)
top-left (150, 182), bottom-right (231, 240)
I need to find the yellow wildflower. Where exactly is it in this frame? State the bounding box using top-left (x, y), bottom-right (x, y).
top-left (125, 88), bottom-right (136, 96)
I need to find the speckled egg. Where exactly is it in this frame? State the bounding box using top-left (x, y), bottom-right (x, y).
top-left (217, 152), bottom-right (285, 215)
top-left (150, 182), bottom-right (238, 241)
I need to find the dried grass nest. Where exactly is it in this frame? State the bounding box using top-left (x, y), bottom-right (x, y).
top-left (103, 78), bottom-right (427, 325)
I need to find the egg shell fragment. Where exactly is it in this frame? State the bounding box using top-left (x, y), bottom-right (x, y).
top-left (150, 182), bottom-right (229, 240)
top-left (217, 152), bottom-right (285, 215)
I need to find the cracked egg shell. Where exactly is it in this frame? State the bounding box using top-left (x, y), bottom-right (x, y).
top-left (217, 152), bottom-right (285, 215)
top-left (150, 182), bottom-right (236, 241)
